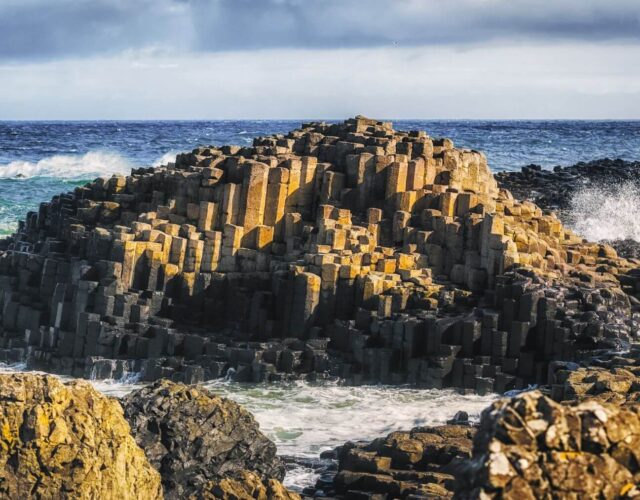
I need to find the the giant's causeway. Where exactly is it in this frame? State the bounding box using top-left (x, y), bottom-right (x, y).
top-left (1, 117), bottom-right (639, 498)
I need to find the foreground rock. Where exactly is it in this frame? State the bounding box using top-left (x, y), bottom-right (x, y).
top-left (454, 391), bottom-right (640, 498)
top-left (0, 117), bottom-right (638, 393)
top-left (121, 379), bottom-right (286, 498)
top-left (0, 373), bottom-right (162, 499)
top-left (316, 423), bottom-right (474, 498)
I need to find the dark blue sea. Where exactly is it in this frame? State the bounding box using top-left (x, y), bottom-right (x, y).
top-left (1, 120), bottom-right (639, 235)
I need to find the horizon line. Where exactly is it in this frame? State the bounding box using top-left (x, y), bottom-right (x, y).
top-left (2, 117), bottom-right (640, 123)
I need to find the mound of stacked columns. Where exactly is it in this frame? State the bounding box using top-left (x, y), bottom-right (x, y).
top-left (0, 117), bottom-right (637, 390)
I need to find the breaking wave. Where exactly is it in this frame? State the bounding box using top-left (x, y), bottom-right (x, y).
top-left (0, 151), bottom-right (133, 179)
top-left (152, 150), bottom-right (178, 167)
top-left (569, 182), bottom-right (640, 242)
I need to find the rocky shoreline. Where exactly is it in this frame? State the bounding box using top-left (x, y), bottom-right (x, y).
top-left (496, 159), bottom-right (640, 259)
top-left (0, 117), bottom-right (638, 497)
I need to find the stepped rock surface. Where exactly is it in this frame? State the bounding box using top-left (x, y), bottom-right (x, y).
top-left (548, 347), bottom-right (640, 407)
top-left (121, 379), bottom-right (285, 498)
top-left (454, 390), bottom-right (640, 499)
top-left (0, 373), bottom-right (162, 499)
top-left (318, 423), bottom-right (474, 499)
top-left (0, 116), bottom-right (638, 393)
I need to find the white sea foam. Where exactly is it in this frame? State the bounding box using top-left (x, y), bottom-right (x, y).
top-left (0, 151), bottom-right (133, 179)
top-left (568, 182), bottom-right (640, 242)
top-left (0, 221), bottom-right (17, 235)
top-left (203, 380), bottom-right (495, 490)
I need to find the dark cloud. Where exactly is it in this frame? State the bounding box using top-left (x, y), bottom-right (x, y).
top-left (0, 0), bottom-right (190, 61)
top-left (1, 0), bottom-right (639, 61)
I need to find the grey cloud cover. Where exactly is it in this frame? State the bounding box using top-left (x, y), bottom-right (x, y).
top-left (1, 0), bottom-right (639, 61)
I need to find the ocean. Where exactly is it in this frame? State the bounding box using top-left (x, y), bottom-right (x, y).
top-left (1, 119), bottom-right (639, 490)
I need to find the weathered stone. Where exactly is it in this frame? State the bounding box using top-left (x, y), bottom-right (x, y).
top-left (0, 373), bottom-right (162, 499)
top-left (193, 470), bottom-right (300, 500)
top-left (454, 390), bottom-right (640, 499)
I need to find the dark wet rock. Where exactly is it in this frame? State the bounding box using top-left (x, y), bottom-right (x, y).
top-left (447, 411), bottom-right (470, 426)
top-left (316, 425), bottom-right (475, 499)
top-left (496, 159), bottom-right (640, 213)
top-left (121, 379), bottom-right (285, 499)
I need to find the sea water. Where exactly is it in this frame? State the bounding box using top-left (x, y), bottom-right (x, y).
top-left (0, 362), bottom-right (494, 490)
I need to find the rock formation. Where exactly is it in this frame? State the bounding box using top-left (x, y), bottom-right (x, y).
top-left (0, 117), bottom-right (638, 393)
top-left (454, 390), bottom-right (640, 499)
top-left (496, 159), bottom-right (640, 259)
top-left (548, 347), bottom-right (640, 406)
top-left (0, 373), bottom-right (162, 499)
top-left (496, 158), bottom-right (640, 217)
top-left (120, 379), bottom-right (285, 498)
top-left (319, 424), bottom-right (474, 498)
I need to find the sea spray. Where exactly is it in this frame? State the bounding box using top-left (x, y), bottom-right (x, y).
top-left (0, 150), bottom-right (133, 179)
top-left (152, 150), bottom-right (180, 167)
top-left (568, 182), bottom-right (640, 242)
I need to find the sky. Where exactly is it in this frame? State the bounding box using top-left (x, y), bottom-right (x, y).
top-left (0, 0), bottom-right (639, 119)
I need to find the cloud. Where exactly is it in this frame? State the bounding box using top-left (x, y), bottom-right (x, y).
top-left (0, 0), bottom-right (191, 61)
top-left (0, 0), bottom-right (639, 61)
top-left (1, 43), bottom-right (639, 119)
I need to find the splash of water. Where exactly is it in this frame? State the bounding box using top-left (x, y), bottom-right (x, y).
top-left (568, 182), bottom-right (640, 242)
top-left (152, 150), bottom-right (179, 167)
top-left (0, 150), bottom-right (133, 179)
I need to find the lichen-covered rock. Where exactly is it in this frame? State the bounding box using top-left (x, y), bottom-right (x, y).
top-left (192, 470), bottom-right (300, 500)
top-left (454, 390), bottom-right (640, 499)
top-left (0, 373), bottom-right (162, 499)
top-left (121, 379), bottom-right (285, 498)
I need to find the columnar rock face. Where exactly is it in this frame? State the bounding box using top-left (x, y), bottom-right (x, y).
top-left (120, 379), bottom-right (285, 498)
top-left (0, 117), bottom-right (638, 390)
top-left (0, 373), bottom-right (162, 499)
top-left (454, 391), bottom-right (640, 499)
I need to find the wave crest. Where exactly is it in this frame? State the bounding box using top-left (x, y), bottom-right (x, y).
top-left (569, 182), bottom-right (640, 242)
top-left (0, 151), bottom-right (133, 179)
